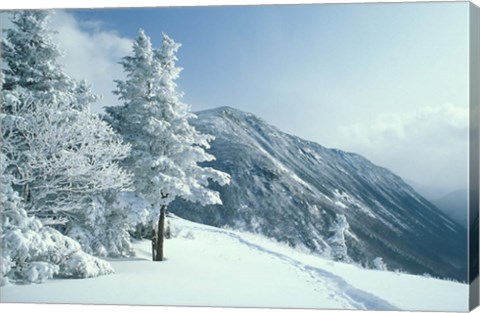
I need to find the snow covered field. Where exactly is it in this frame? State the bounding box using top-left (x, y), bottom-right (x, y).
top-left (0, 216), bottom-right (468, 311)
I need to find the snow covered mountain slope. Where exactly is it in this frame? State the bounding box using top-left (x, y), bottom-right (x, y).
top-left (169, 106), bottom-right (467, 281)
top-left (1, 216), bottom-right (468, 311)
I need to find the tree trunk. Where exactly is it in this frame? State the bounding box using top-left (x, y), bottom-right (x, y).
top-left (154, 205), bottom-right (166, 261)
top-left (23, 183), bottom-right (30, 202)
top-left (150, 203), bottom-right (156, 261)
top-left (151, 228), bottom-right (156, 261)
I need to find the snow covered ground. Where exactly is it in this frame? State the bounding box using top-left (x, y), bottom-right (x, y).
top-left (1, 216), bottom-right (468, 311)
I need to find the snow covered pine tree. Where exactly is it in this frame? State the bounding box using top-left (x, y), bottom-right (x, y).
top-left (327, 214), bottom-right (352, 262)
top-left (106, 30), bottom-right (230, 261)
top-left (1, 10), bottom-right (134, 283)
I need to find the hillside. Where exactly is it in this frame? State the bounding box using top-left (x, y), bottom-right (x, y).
top-left (169, 106), bottom-right (467, 281)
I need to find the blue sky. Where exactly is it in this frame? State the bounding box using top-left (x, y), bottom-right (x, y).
top-left (70, 3), bottom-right (469, 120)
top-left (35, 2), bottom-right (470, 194)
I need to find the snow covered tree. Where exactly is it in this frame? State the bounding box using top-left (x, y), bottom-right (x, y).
top-left (1, 83), bottom-right (134, 257)
top-left (327, 214), bottom-right (352, 262)
top-left (106, 30), bottom-right (230, 261)
top-left (373, 257), bottom-right (388, 271)
top-left (1, 10), bottom-right (135, 256)
top-left (2, 10), bottom-right (75, 104)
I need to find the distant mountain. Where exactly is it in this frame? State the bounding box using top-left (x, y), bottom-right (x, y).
top-left (403, 179), bottom-right (450, 200)
top-left (169, 106), bottom-right (467, 281)
top-left (430, 189), bottom-right (468, 227)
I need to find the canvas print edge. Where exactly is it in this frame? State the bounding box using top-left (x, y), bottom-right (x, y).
top-left (0, 1), bottom-right (479, 312)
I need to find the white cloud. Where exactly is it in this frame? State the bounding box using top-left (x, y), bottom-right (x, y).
top-left (339, 103), bottom-right (469, 193)
top-left (49, 10), bottom-right (132, 113)
top-left (344, 104), bottom-right (468, 144)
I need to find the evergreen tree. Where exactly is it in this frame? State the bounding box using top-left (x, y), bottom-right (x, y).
top-left (327, 214), bottom-right (352, 262)
top-left (2, 10), bottom-right (75, 104)
top-left (106, 30), bottom-right (230, 261)
top-left (373, 257), bottom-right (388, 271)
top-left (1, 10), bottom-right (134, 257)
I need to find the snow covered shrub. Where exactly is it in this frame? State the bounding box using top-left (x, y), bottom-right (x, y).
top-left (60, 251), bottom-right (114, 279)
top-left (114, 192), bottom-right (153, 241)
top-left (1, 155), bottom-right (114, 285)
top-left (66, 192), bottom-right (150, 257)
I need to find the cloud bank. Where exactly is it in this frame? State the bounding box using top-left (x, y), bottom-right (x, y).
top-left (49, 10), bottom-right (132, 113)
top-left (339, 103), bottom-right (469, 194)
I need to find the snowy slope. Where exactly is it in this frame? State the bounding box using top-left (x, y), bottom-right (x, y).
top-left (0, 216), bottom-right (468, 311)
top-left (169, 106), bottom-right (467, 281)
